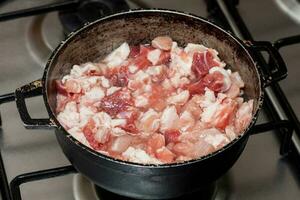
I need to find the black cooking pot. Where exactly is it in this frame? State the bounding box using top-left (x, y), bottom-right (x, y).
top-left (15, 9), bottom-right (287, 199)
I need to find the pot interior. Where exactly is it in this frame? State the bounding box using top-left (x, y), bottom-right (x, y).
top-left (45, 10), bottom-right (262, 133)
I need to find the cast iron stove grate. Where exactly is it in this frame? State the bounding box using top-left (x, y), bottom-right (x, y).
top-left (0, 0), bottom-right (300, 199)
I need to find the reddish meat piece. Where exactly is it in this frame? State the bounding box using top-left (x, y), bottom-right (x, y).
top-left (85, 67), bottom-right (102, 76)
top-left (133, 55), bottom-right (152, 70)
top-left (185, 81), bottom-right (205, 95)
top-left (202, 71), bottom-right (224, 93)
top-left (56, 94), bottom-right (68, 113)
top-left (108, 65), bottom-right (129, 87)
top-left (214, 98), bottom-right (238, 130)
top-left (155, 147), bottom-right (176, 163)
top-left (129, 46), bottom-right (140, 58)
top-left (164, 130), bottom-right (181, 144)
top-left (65, 79), bottom-right (82, 94)
top-left (185, 71), bottom-right (225, 95)
top-left (149, 84), bottom-right (168, 111)
top-left (56, 94), bottom-right (81, 114)
top-left (82, 118), bottom-right (104, 150)
top-left (99, 90), bottom-right (133, 117)
top-left (121, 111), bottom-right (139, 134)
top-left (56, 80), bottom-right (83, 96)
top-left (86, 70), bottom-right (102, 76)
top-left (151, 36), bottom-right (173, 51)
top-left (225, 84), bottom-right (240, 99)
top-left (140, 45), bottom-right (155, 54)
top-left (173, 139), bottom-right (214, 158)
top-left (122, 124), bottom-right (138, 134)
top-left (107, 65), bottom-right (128, 79)
top-left (234, 100), bottom-right (254, 133)
top-left (191, 51), bottom-right (221, 78)
top-left (55, 80), bottom-right (82, 113)
top-left (109, 135), bottom-right (133, 153)
top-left (147, 133), bottom-right (166, 155)
top-left (131, 45), bottom-right (153, 69)
top-left (184, 80), bottom-right (206, 95)
top-left (56, 80), bottom-right (68, 96)
top-left (68, 93), bottom-right (81, 103)
top-left (157, 51), bottom-right (171, 65)
top-left (110, 73), bottom-right (128, 87)
top-left (192, 52), bottom-right (209, 78)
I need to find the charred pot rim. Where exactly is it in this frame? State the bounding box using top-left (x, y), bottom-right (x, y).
top-left (42, 9), bottom-right (264, 168)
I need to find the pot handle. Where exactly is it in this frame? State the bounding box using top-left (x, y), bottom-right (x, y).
top-left (244, 41), bottom-right (287, 87)
top-left (15, 79), bottom-right (57, 129)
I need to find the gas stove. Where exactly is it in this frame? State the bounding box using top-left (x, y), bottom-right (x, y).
top-left (0, 0), bottom-right (300, 200)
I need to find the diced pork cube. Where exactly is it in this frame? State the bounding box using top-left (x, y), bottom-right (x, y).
top-left (184, 43), bottom-right (208, 55)
top-left (110, 135), bottom-right (133, 153)
top-left (167, 90), bottom-right (190, 106)
top-left (234, 100), bottom-right (254, 133)
top-left (103, 42), bottom-right (130, 68)
top-left (84, 87), bottom-right (105, 102)
top-left (199, 128), bottom-right (230, 149)
top-left (160, 106), bottom-right (179, 132)
top-left (68, 127), bottom-right (91, 148)
top-left (138, 109), bottom-right (160, 133)
top-left (57, 101), bottom-right (80, 129)
top-left (122, 147), bottom-right (161, 164)
top-left (178, 111), bottom-right (195, 132)
top-left (151, 36), bottom-right (173, 51)
top-left (147, 49), bottom-right (161, 65)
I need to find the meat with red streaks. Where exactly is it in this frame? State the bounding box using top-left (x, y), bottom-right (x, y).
top-left (56, 37), bottom-right (254, 164)
top-left (192, 51), bottom-right (223, 78)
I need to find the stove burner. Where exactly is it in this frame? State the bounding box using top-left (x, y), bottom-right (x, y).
top-left (73, 174), bottom-right (231, 200)
top-left (95, 185), bottom-right (217, 200)
top-left (275, 0), bottom-right (300, 24)
top-left (26, 12), bottom-right (64, 66)
top-left (58, 0), bottom-right (130, 34)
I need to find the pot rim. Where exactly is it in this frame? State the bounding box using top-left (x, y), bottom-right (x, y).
top-left (42, 8), bottom-right (264, 168)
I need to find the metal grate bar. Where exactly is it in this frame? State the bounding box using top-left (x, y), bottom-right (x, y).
top-left (0, 0), bottom-right (79, 22)
top-left (0, 151), bottom-right (11, 200)
top-left (10, 165), bottom-right (76, 200)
